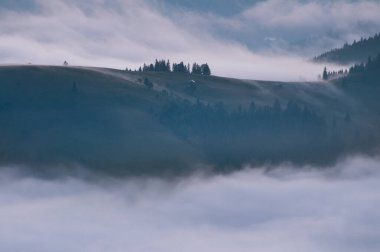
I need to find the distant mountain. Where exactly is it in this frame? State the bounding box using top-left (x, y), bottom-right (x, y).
top-left (313, 34), bottom-right (380, 64)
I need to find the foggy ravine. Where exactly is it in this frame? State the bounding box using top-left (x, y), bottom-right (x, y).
top-left (1, 155), bottom-right (379, 252)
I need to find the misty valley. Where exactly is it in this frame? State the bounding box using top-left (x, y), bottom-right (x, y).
top-left (1, 1), bottom-right (380, 251)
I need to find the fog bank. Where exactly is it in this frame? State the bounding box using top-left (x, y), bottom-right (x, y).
top-left (1, 156), bottom-right (380, 252)
top-left (0, 0), bottom-right (349, 81)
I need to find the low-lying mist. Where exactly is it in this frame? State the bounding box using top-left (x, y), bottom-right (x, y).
top-left (1, 156), bottom-right (379, 252)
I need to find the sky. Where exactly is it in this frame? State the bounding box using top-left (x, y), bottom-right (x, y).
top-left (0, 0), bottom-right (379, 80)
top-left (1, 155), bottom-right (380, 252)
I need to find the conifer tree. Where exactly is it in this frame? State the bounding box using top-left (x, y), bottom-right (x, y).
top-left (322, 67), bottom-right (328, 80)
top-left (201, 63), bottom-right (211, 76)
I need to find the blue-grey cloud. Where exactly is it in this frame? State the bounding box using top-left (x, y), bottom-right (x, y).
top-left (0, 0), bottom-right (376, 80)
top-left (0, 0), bottom-right (342, 81)
top-left (239, 0), bottom-right (380, 54)
top-left (0, 156), bottom-right (380, 252)
top-left (164, 0), bottom-right (380, 56)
top-left (0, 0), bottom-right (36, 11)
top-left (157, 0), bottom-right (264, 16)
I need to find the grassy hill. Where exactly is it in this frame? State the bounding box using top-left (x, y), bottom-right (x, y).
top-left (0, 65), bottom-right (378, 176)
top-left (313, 34), bottom-right (380, 65)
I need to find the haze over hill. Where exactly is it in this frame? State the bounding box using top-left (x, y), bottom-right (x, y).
top-left (2, 1), bottom-right (380, 252)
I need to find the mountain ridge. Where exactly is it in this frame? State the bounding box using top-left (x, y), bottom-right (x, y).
top-left (313, 33), bottom-right (380, 65)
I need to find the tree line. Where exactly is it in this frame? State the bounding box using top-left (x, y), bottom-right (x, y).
top-left (313, 33), bottom-right (380, 64)
top-left (130, 59), bottom-right (211, 75)
top-left (158, 98), bottom-right (340, 166)
top-left (321, 67), bottom-right (348, 80)
top-left (320, 53), bottom-right (380, 81)
top-left (348, 54), bottom-right (380, 75)
top-left (160, 99), bottom-right (326, 139)
top-left (156, 95), bottom-right (365, 168)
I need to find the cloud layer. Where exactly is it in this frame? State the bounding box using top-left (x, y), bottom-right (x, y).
top-left (0, 0), bottom-right (379, 80)
top-left (1, 156), bottom-right (380, 252)
top-left (240, 0), bottom-right (380, 53)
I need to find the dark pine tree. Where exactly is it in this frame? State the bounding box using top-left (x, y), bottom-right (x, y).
top-left (201, 64), bottom-right (211, 75)
top-left (191, 63), bottom-right (202, 74)
top-left (173, 62), bottom-right (188, 73)
top-left (322, 67), bottom-right (328, 80)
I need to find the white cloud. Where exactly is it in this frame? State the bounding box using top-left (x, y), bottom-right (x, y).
top-left (0, 0), bottom-right (348, 81)
top-left (1, 156), bottom-right (380, 252)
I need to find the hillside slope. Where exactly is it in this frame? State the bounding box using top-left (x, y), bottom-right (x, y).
top-left (0, 65), bottom-right (378, 176)
top-left (0, 66), bottom-right (201, 175)
top-left (313, 34), bottom-right (380, 64)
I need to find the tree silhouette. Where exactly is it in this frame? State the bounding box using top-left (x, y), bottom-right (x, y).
top-left (173, 62), bottom-right (188, 73)
top-left (192, 63), bottom-right (202, 74)
top-left (201, 64), bottom-right (211, 75)
top-left (137, 60), bottom-right (212, 75)
top-left (322, 67), bottom-right (328, 80)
